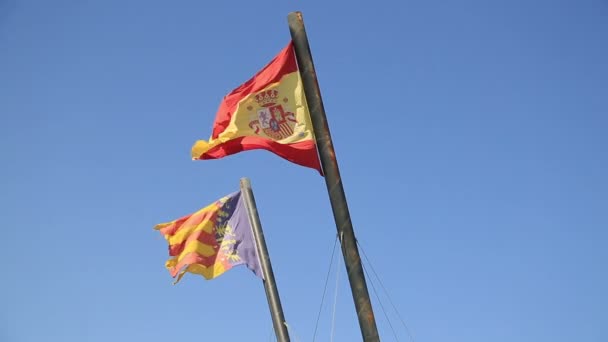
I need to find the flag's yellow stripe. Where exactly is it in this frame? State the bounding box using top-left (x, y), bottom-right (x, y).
top-left (171, 264), bottom-right (225, 284)
top-left (176, 240), bottom-right (217, 262)
top-left (186, 263), bottom-right (228, 280)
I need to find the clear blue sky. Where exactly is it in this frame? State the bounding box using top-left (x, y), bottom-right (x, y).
top-left (1, 1), bottom-right (607, 341)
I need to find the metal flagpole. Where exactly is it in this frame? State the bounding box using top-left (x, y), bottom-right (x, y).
top-left (287, 11), bottom-right (381, 342)
top-left (240, 178), bottom-right (291, 342)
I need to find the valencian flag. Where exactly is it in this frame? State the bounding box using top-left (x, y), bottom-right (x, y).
top-left (154, 191), bottom-right (263, 284)
top-left (191, 41), bottom-right (322, 174)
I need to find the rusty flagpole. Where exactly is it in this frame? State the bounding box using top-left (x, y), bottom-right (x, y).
top-left (287, 11), bottom-right (381, 342)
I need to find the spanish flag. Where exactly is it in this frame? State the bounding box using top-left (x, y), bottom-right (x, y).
top-left (191, 42), bottom-right (321, 174)
top-left (154, 191), bottom-right (263, 284)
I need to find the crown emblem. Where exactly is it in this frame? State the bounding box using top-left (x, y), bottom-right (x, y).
top-left (254, 90), bottom-right (279, 107)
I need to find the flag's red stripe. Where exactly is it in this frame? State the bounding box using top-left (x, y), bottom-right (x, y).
top-left (158, 215), bottom-right (192, 236)
top-left (170, 252), bottom-right (220, 277)
top-left (198, 137), bottom-right (322, 174)
top-left (158, 208), bottom-right (218, 236)
top-left (168, 230), bottom-right (218, 257)
top-left (211, 42), bottom-right (298, 139)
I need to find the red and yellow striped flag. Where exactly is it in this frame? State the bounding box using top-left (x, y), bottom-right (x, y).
top-left (154, 191), bottom-right (263, 284)
top-left (191, 41), bottom-right (321, 173)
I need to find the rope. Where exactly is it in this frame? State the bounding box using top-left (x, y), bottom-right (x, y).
top-left (362, 261), bottom-right (400, 341)
top-left (358, 240), bottom-right (417, 342)
top-left (330, 232), bottom-right (343, 342)
top-left (312, 235), bottom-right (340, 342)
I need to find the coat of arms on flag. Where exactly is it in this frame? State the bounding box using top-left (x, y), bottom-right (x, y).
top-left (248, 90), bottom-right (298, 141)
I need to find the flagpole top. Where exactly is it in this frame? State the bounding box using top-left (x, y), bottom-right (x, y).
top-left (240, 177), bottom-right (251, 190)
top-left (287, 11), bottom-right (304, 22)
